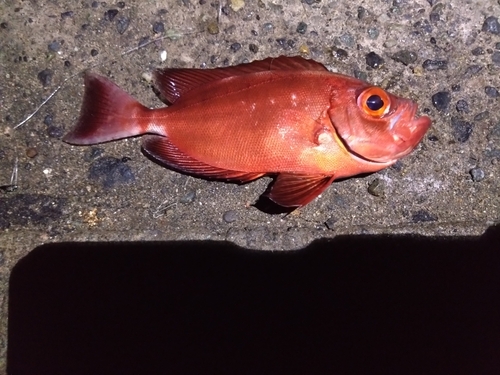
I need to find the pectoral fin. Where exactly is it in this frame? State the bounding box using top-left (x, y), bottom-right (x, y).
top-left (267, 173), bottom-right (335, 207)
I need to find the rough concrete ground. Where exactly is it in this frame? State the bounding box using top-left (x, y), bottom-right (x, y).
top-left (0, 0), bottom-right (499, 371)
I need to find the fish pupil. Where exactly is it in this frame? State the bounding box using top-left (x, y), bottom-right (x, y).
top-left (366, 95), bottom-right (384, 111)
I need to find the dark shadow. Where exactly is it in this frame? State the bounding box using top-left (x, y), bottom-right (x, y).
top-left (8, 225), bottom-right (500, 375)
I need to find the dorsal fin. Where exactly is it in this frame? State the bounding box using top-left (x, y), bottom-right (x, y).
top-left (153, 56), bottom-right (328, 104)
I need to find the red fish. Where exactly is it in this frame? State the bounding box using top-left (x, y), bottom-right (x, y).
top-left (64, 56), bottom-right (431, 207)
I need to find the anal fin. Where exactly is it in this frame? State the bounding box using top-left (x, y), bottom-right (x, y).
top-left (267, 173), bottom-right (335, 207)
top-left (142, 135), bottom-right (264, 182)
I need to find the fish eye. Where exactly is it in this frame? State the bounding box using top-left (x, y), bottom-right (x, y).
top-left (358, 87), bottom-right (391, 118)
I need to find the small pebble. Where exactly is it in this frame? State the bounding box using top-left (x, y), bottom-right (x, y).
top-left (229, 0), bottom-right (245, 12)
top-left (207, 21), bottom-right (219, 34)
top-left (47, 126), bottom-right (64, 138)
top-left (357, 6), bottom-right (367, 19)
top-left (367, 178), bottom-right (385, 197)
top-left (37, 69), bottom-right (53, 86)
top-left (367, 27), bottom-right (379, 39)
top-left (48, 41), bottom-right (61, 52)
top-left (116, 17), bottom-right (130, 34)
top-left (84, 147), bottom-right (104, 162)
top-left (26, 148), bottom-right (38, 158)
top-left (427, 134), bottom-right (439, 142)
top-left (91, 1), bottom-right (99, 8)
top-left (223, 210), bottom-right (238, 223)
top-left (153, 21), bottom-right (164, 34)
top-left (353, 69), bottom-right (367, 81)
top-left (426, 0), bottom-right (439, 5)
top-left (230, 42), bottom-right (241, 52)
top-left (64, 60), bottom-right (71, 67)
top-left (485, 86), bottom-right (500, 98)
top-left (332, 47), bottom-right (348, 60)
top-left (61, 11), bottom-right (74, 19)
top-left (339, 33), bottom-right (354, 47)
top-left (422, 59), bottom-right (447, 71)
top-left (451, 84), bottom-right (461, 92)
top-left (482, 16), bottom-right (500, 35)
top-left (474, 111), bottom-right (489, 121)
top-left (471, 47), bottom-right (484, 56)
top-left (43, 114), bottom-right (53, 125)
top-left (90, 49), bottom-right (98, 56)
top-left (469, 167), bottom-right (485, 182)
top-left (179, 190), bottom-right (196, 204)
top-left (463, 64), bottom-right (483, 77)
top-left (249, 43), bottom-right (258, 53)
top-left (365, 51), bottom-right (384, 69)
top-left (117, 1), bottom-right (126, 8)
top-left (451, 116), bottom-right (473, 142)
top-left (411, 210), bottom-right (437, 223)
top-left (456, 99), bottom-right (470, 113)
top-left (492, 51), bottom-right (500, 66)
top-left (496, 42), bottom-right (500, 50)
top-left (324, 217), bottom-right (337, 230)
top-left (431, 91), bottom-right (451, 112)
top-left (262, 22), bottom-right (274, 34)
top-left (391, 50), bottom-right (417, 66)
top-left (296, 21), bottom-right (307, 34)
top-left (104, 9), bottom-right (119, 22)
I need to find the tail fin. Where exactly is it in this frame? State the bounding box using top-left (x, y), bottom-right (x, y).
top-left (63, 73), bottom-right (151, 145)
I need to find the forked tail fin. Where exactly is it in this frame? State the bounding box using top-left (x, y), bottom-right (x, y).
top-left (63, 73), bottom-right (151, 145)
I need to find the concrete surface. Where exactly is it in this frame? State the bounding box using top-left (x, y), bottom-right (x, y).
top-left (0, 0), bottom-right (499, 371)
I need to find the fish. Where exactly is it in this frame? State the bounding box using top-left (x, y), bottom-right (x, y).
top-left (63, 56), bottom-right (431, 207)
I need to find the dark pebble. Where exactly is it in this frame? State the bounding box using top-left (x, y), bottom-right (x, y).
top-left (287, 39), bottom-right (296, 48)
top-left (492, 51), bottom-right (500, 66)
top-left (84, 147), bottom-right (104, 162)
top-left (116, 17), bottom-right (130, 34)
top-left (47, 126), bottom-right (64, 138)
top-left (431, 91), bottom-right (451, 112)
top-left (471, 47), bottom-right (484, 56)
top-left (339, 33), bottom-right (354, 47)
top-left (117, 1), bottom-right (126, 8)
top-left (456, 99), bottom-right (470, 113)
top-left (485, 86), bottom-right (500, 98)
top-left (482, 16), bottom-right (500, 35)
top-left (412, 210), bottom-right (437, 223)
top-left (48, 41), bottom-right (61, 52)
top-left (332, 47), bottom-right (348, 60)
top-left (249, 43), bottom-right (258, 53)
top-left (302, 0), bottom-right (320, 5)
top-left (426, 0), bottom-right (439, 5)
top-left (91, 1), bottom-right (99, 8)
top-left (429, 12), bottom-right (440, 23)
top-left (427, 134), bottom-right (439, 142)
top-left (451, 84), bottom-right (461, 92)
top-left (0, 22), bottom-right (7, 29)
top-left (367, 178), bottom-right (385, 197)
top-left (496, 42), bottom-right (500, 50)
top-left (230, 42), bottom-right (241, 52)
top-left (89, 156), bottom-right (135, 188)
top-left (179, 190), bottom-right (196, 204)
top-left (223, 210), bottom-right (238, 223)
top-left (391, 50), bottom-right (417, 66)
top-left (296, 21), bottom-right (307, 34)
top-left (26, 148), bottom-right (38, 158)
top-left (487, 123), bottom-right (500, 141)
top-left (276, 38), bottom-right (287, 49)
top-left (153, 21), bottom-right (164, 34)
top-left (43, 114), bottom-right (53, 125)
top-left (353, 69), bottom-right (367, 81)
top-left (357, 6), bottom-right (367, 19)
top-left (390, 160), bottom-right (403, 172)
top-left (37, 69), bottom-right (53, 86)
top-left (324, 217), bottom-right (337, 230)
top-left (60, 11), bottom-right (74, 19)
top-left (121, 156), bottom-right (131, 162)
top-left (463, 64), bottom-right (483, 77)
top-left (422, 59), bottom-right (447, 71)
top-left (366, 51), bottom-right (384, 69)
top-left (104, 9), bottom-right (119, 21)
top-left (90, 49), bottom-right (98, 56)
top-left (413, 19), bottom-right (433, 33)
top-left (64, 60), bottom-right (71, 67)
top-left (430, 37), bottom-right (436, 44)
top-left (451, 116), bottom-right (473, 142)
top-left (474, 111), bottom-right (489, 121)
top-left (469, 167), bottom-right (485, 182)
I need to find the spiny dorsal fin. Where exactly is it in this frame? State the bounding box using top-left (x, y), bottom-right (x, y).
top-left (153, 56), bottom-right (328, 104)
